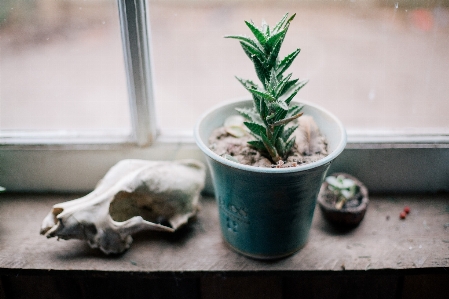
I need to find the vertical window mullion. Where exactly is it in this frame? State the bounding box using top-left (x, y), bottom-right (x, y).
top-left (118, 0), bottom-right (157, 146)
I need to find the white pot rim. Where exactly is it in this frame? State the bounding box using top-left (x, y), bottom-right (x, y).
top-left (194, 97), bottom-right (347, 174)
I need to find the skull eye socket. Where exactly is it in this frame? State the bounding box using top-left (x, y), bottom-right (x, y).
top-left (51, 207), bottom-right (64, 225)
top-left (109, 191), bottom-right (174, 228)
top-left (53, 207), bottom-right (64, 216)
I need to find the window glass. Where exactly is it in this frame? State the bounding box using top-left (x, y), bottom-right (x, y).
top-left (0, 0), bottom-right (130, 133)
top-left (148, 0), bottom-right (449, 135)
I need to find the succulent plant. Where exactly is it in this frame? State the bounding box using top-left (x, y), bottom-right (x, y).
top-left (326, 175), bottom-right (359, 210)
top-left (225, 13), bottom-right (308, 163)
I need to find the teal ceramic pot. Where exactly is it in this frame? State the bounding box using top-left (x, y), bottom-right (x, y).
top-left (194, 99), bottom-right (347, 259)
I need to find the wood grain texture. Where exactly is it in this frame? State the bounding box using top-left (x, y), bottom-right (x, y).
top-left (0, 193), bottom-right (448, 273)
top-left (283, 273), bottom-right (401, 299)
top-left (401, 274), bottom-right (449, 299)
top-left (201, 274), bottom-right (282, 299)
top-left (0, 275), bottom-right (200, 299)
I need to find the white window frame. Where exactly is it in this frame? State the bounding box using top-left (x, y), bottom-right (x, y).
top-left (119, 0), bottom-right (157, 147)
top-left (0, 0), bottom-right (448, 194)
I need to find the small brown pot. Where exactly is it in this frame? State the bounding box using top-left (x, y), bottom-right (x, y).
top-left (317, 173), bottom-right (369, 227)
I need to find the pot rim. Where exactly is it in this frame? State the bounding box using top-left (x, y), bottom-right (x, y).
top-left (194, 97), bottom-right (347, 174)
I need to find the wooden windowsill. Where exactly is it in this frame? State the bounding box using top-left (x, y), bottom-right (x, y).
top-left (1, 193), bottom-right (449, 298)
top-left (0, 193), bottom-right (448, 274)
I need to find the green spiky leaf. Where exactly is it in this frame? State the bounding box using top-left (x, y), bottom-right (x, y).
top-left (248, 89), bottom-right (277, 103)
top-left (272, 125), bottom-right (284, 143)
top-left (261, 133), bottom-right (280, 161)
top-left (275, 73), bottom-right (292, 97)
top-left (276, 100), bottom-right (288, 111)
top-left (276, 137), bottom-right (286, 158)
top-left (266, 112), bottom-right (276, 122)
top-left (236, 77), bottom-right (259, 90)
top-left (284, 135), bottom-right (296, 155)
top-left (286, 13), bottom-right (296, 27)
top-left (266, 29), bottom-right (287, 53)
top-left (244, 122), bottom-right (266, 138)
top-left (277, 48), bottom-right (300, 77)
top-left (245, 21), bottom-right (267, 47)
top-left (236, 107), bottom-right (263, 125)
top-left (279, 78), bottom-right (299, 96)
top-left (282, 124), bottom-right (298, 142)
top-left (272, 13), bottom-right (289, 34)
top-left (266, 36), bottom-right (283, 70)
top-left (284, 80), bottom-right (308, 105)
top-left (271, 107), bottom-right (288, 123)
top-left (226, 12), bottom-right (307, 162)
top-left (262, 20), bottom-right (270, 36)
top-left (225, 35), bottom-right (263, 52)
top-left (240, 41), bottom-right (264, 61)
top-left (252, 56), bottom-right (268, 85)
top-left (266, 69), bottom-right (279, 93)
top-left (257, 96), bottom-right (269, 124)
top-left (286, 105), bottom-right (304, 118)
top-left (248, 140), bottom-right (266, 151)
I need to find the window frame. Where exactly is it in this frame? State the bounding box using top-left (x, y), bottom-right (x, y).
top-left (0, 0), bottom-right (157, 147)
top-left (0, 0), bottom-right (448, 194)
top-left (118, 0), bottom-right (157, 146)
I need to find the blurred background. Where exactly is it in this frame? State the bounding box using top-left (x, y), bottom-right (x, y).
top-left (1, 0), bottom-right (448, 136)
top-left (0, 0), bottom-right (130, 133)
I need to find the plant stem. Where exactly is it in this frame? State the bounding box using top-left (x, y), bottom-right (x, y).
top-left (271, 112), bottom-right (303, 128)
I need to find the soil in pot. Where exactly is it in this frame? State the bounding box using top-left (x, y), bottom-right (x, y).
top-left (208, 114), bottom-right (329, 168)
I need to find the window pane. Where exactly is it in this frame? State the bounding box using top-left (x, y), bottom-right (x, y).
top-left (148, 0), bottom-right (449, 135)
top-left (0, 0), bottom-right (130, 133)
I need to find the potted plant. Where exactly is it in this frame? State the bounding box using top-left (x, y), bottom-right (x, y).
top-left (318, 173), bottom-right (369, 227)
top-left (194, 13), bottom-right (346, 259)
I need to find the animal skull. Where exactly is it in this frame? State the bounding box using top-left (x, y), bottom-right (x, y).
top-left (40, 159), bottom-right (206, 254)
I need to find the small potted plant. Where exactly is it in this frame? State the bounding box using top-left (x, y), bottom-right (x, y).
top-left (195, 13), bottom-right (346, 259)
top-left (318, 173), bottom-right (369, 227)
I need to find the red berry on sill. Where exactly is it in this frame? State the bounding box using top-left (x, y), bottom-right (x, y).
top-left (404, 206), bottom-right (410, 214)
top-left (400, 211), bottom-right (407, 219)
